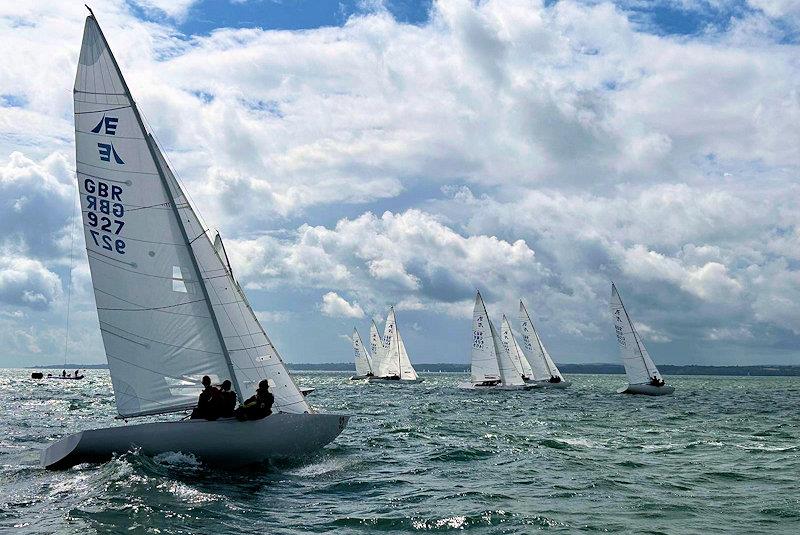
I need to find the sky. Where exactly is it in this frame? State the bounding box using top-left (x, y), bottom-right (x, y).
top-left (0, 0), bottom-right (799, 368)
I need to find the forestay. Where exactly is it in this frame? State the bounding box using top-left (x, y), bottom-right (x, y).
top-left (500, 315), bottom-right (533, 379)
top-left (352, 328), bottom-right (373, 376)
top-left (518, 301), bottom-right (563, 381)
top-left (610, 283), bottom-right (662, 385)
top-left (74, 16), bottom-right (308, 417)
top-left (470, 292), bottom-right (501, 383)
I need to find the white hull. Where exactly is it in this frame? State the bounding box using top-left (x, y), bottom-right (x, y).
top-left (457, 382), bottom-right (535, 391)
top-left (617, 383), bottom-right (675, 396)
top-left (349, 374), bottom-right (372, 380)
top-left (368, 376), bottom-right (424, 384)
top-left (299, 387), bottom-right (315, 396)
top-left (41, 412), bottom-right (348, 470)
top-left (525, 379), bottom-right (571, 389)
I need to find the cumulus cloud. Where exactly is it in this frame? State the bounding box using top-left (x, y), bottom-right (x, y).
top-left (320, 292), bottom-right (365, 318)
top-left (0, 253), bottom-right (62, 310)
top-left (0, 0), bottom-right (799, 364)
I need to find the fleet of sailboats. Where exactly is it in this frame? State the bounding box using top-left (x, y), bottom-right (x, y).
top-left (458, 292), bottom-right (533, 390)
top-left (364, 307), bottom-right (422, 383)
top-left (39, 6), bottom-right (682, 471)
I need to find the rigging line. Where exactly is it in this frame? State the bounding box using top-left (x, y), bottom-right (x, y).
top-left (93, 287), bottom-right (211, 317)
top-left (97, 299), bottom-right (208, 312)
top-left (74, 104), bottom-right (132, 114)
top-left (62, 195), bottom-right (79, 366)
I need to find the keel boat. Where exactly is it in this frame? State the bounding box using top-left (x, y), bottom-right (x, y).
top-left (518, 301), bottom-right (571, 389)
top-left (610, 283), bottom-right (674, 396)
top-left (41, 10), bottom-right (348, 469)
top-left (368, 307), bottom-right (423, 383)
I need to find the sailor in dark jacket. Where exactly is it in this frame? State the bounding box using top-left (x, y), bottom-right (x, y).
top-left (235, 380), bottom-right (274, 421)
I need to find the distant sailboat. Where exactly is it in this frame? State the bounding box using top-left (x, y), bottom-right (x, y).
top-left (459, 292), bottom-right (533, 390)
top-left (610, 283), bottom-right (674, 395)
top-left (41, 9), bottom-right (348, 469)
top-left (369, 307), bottom-right (423, 383)
top-left (518, 300), bottom-right (570, 388)
top-left (350, 327), bottom-right (374, 380)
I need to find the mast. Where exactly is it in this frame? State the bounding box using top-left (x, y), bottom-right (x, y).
top-left (87, 12), bottom-right (243, 402)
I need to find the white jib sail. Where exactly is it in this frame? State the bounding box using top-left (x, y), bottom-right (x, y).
top-left (470, 292), bottom-right (501, 383)
top-left (74, 15), bottom-right (308, 417)
top-left (491, 318), bottom-right (525, 386)
top-left (369, 319), bottom-right (384, 370)
top-left (395, 324), bottom-right (418, 380)
top-left (352, 328), bottom-right (373, 376)
top-left (610, 283), bottom-right (662, 385)
top-left (518, 300), bottom-right (563, 381)
top-left (500, 315), bottom-right (533, 379)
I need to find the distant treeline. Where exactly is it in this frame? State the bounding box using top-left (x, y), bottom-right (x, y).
top-left (286, 362), bottom-right (800, 376)
top-left (26, 362), bottom-right (800, 376)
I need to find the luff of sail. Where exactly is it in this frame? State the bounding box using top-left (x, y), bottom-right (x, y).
top-left (352, 328), bottom-right (373, 376)
top-left (74, 15), bottom-right (308, 417)
top-left (610, 283), bottom-right (662, 385)
top-left (470, 292), bottom-right (501, 383)
top-left (518, 300), bottom-right (563, 381)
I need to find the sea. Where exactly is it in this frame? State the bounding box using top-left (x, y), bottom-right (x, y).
top-left (1, 370), bottom-right (798, 534)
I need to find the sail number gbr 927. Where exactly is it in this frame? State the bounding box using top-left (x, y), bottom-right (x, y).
top-left (84, 177), bottom-right (126, 255)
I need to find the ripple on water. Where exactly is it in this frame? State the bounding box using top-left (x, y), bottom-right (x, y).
top-left (2, 371), bottom-right (800, 534)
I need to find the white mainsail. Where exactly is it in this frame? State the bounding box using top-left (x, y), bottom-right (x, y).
top-left (610, 283), bottom-right (662, 385)
top-left (376, 307), bottom-right (418, 380)
top-left (470, 292), bottom-right (501, 383)
top-left (518, 300), bottom-right (564, 381)
top-left (369, 319), bottom-right (384, 367)
top-left (352, 327), bottom-right (373, 376)
top-left (500, 314), bottom-right (533, 379)
top-left (75, 16), bottom-right (308, 418)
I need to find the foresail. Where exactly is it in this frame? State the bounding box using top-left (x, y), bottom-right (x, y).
top-left (610, 284), bottom-right (658, 384)
top-left (500, 315), bottom-right (529, 378)
top-left (470, 292), bottom-right (501, 382)
top-left (396, 326), bottom-right (418, 380)
top-left (75, 16), bottom-right (229, 417)
top-left (353, 328), bottom-right (372, 376)
top-left (374, 308), bottom-right (399, 377)
top-left (518, 301), bottom-right (549, 381)
top-left (155, 144), bottom-right (310, 413)
top-left (369, 320), bottom-right (384, 373)
top-left (492, 319), bottom-right (524, 386)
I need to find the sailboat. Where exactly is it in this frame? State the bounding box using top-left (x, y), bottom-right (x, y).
top-left (368, 307), bottom-right (423, 383)
top-left (610, 283), bottom-right (674, 395)
top-left (40, 9), bottom-right (348, 470)
top-left (458, 292), bottom-right (533, 390)
top-left (350, 327), bottom-right (374, 380)
top-left (518, 300), bottom-right (571, 388)
top-left (500, 315), bottom-right (534, 382)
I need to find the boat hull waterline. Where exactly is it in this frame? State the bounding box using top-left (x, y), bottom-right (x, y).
top-left (457, 382), bottom-right (536, 391)
top-left (47, 375), bottom-right (85, 380)
top-left (617, 384), bottom-right (675, 396)
top-left (41, 412), bottom-right (348, 470)
top-left (349, 374), bottom-right (372, 380)
top-left (525, 380), bottom-right (572, 389)
top-left (368, 377), bottom-right (424, 384)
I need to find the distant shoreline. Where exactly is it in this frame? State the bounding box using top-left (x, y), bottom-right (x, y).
top-left (19, 362), bottom-right (800, 376)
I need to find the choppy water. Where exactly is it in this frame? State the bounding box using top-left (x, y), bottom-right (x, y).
top-left (1, 370), bottom-right (799, 534)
